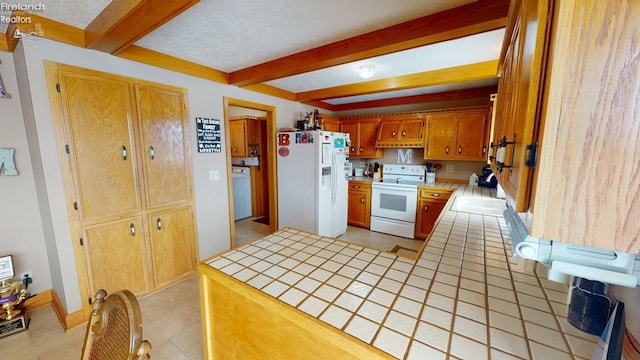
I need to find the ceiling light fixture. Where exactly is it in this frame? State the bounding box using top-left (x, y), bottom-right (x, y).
top-left (358, 65), bottom-right (376, 79)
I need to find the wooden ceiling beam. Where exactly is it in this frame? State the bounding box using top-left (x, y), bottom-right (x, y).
top-left (85, 0), bottom-right (199, 54)
top-left (228, 0), bottom-right (509, 86)
top-left (295, 60), bottom-right (498, 103)
top-left (329, 85), bottom-right (498, 111)
top-left (116, 45), bottom-right (229, 84)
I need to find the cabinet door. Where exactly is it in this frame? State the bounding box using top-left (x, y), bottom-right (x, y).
top-left (59, 71), bottom-right (140, 220)
top-left (148, 207), bottom-right (196, 288)
top-left (454, 112), bottom-right (487, 160)
top-left (340, 122), bottom-right (359, 157)
top-left (136, 85), bottom-right (191, 208)
top-left (83, 217), bottom-right (149, 296)
top-left (425, 114), bottom-right (456, 159)
top-left (415, 198), bottom-right (446, 239)
top-left (399, 119), bottom-right (424, 142)
top-left (376, 121), bottom-right (401, 142)
top-left (358, 121), bottom-right (381, 158)
top-left (348, 189), bottom-right (370, 228)
top-left (229, 120), bottom-right (247, 156)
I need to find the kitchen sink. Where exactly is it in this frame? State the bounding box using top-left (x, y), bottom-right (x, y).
top-left (450, 196), bottom-right (506, 216)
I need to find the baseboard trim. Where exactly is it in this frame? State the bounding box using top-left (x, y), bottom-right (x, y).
top-left (23, 288), bottom-right (87, 331)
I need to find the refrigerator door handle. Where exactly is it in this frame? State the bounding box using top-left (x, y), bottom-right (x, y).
top-left (331, 151), bottom-right (337, 204)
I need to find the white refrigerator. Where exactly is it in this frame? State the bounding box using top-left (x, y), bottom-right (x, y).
top-left (276, 130), bottom-right (349, 237)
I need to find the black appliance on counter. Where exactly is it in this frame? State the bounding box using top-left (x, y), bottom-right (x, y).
top-left (478, 165), bottom-right (497, 188)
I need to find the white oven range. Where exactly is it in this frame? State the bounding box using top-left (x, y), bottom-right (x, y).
top-left (370, 164), bottom-right (425, 238)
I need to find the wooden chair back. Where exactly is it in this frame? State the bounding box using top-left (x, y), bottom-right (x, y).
top-left (81, 289), bottom-right (151, 360)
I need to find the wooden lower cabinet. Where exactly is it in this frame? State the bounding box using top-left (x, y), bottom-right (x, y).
top-left (415, 187), bottom-right (453, 239)
top-left (347, 180), bottom-right (371, 228)
top-left (83, 217), bottom-right (150, 296)
top-left (199, 264), bottom-right (392, 360)
top-left (148, 207), bottom-right (197, 288)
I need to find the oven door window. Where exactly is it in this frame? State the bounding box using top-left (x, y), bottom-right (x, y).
top-left (379, 193), bottom-right (407, 212)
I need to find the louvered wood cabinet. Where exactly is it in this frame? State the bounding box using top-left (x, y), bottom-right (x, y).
top-left (46, 62), bottom-right (198, 312)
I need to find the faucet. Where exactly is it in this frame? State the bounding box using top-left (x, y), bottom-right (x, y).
top-left (486, 173), bottom-right (495, 182)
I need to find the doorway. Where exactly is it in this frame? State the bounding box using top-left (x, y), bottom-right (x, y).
top-left (223, 97), bottom-right (278, 248)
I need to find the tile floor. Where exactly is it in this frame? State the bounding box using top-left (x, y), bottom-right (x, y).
top-left (0, 276), bottom-right (202, 360)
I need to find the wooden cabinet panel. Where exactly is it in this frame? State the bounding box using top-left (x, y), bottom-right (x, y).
top-left (425, 109), bottom-right (488, 161)
top-left (136, 85), bottom-right (191, 208)
top-left (376, 114), bottom-right (425, 147)
top-left (425, 114), bottom-right (456, 159)
top-left (340, 118), bottom-right (383, 158)
top-left (83, 217), bottom-right (149, 296)
top-left (59, 71), bottom-right (141, 220)
top-left (149, 207), bottom-right (196, 288)
top-left (347, 181), bottom-right (371, 228)
top-left (415, 198), bottom-right (447, 239)
top-left (229, 120), bottom-right (247, 156)
top-left (455, 113), bottom-right (487, 159)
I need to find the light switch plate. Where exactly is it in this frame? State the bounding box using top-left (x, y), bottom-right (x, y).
top-left (209, 170), bottom-right (220, 181)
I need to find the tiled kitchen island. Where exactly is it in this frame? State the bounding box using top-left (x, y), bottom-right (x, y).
top-left (199, 185), bottom-right (599, 359)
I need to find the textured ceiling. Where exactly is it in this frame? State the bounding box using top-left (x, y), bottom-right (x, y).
top-left (135, 0), bottom-right (476, 72)
top-left (1, 0), bottom-right (506, 110)
top-left (0, 0), bottom-right (110, 32)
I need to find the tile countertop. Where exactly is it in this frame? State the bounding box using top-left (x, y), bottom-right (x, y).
top-left (204, 184), bottom-right (599, 360)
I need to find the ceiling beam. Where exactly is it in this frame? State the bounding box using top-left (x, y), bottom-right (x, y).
top-left (295, 60), bottom-right (498, 103)
top-left (85, 0), bottom-right (199, 54)
top-left (328, 85), bottom-right (498, 112)
top-left (241, 83), bottom-right (296, 101)
top-left (116, 45), bottom-right (228, 84)
top-left (228, 0), bottom-right (509, 86)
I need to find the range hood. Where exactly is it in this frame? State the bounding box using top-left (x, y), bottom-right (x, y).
top-left (504, 205), bottom-right (640, 288)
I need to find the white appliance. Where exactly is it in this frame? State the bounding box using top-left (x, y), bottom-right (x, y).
top-left (232, 166), bottom-right (252, 221)
top-left (276, 130), bottom-right (349, 237)
top-left (370, 164), bottom-right (425, 238)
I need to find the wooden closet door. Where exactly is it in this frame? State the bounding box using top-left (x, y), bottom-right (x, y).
top-left (83, 217), bottom-right (149, 296)
top-left (148, 207), bottom-right (196, 288)
top-left (59, 72), bottom-right (141, 220)
top-left (135, 85), bottom-right (191, 208)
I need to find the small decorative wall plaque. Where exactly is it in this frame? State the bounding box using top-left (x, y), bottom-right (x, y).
top-left (196, 118), bottom-right (221, 153)
top-left (0, 148), bottom-right (18, 176)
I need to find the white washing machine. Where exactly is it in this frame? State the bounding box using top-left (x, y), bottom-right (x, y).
top-left (232, 166), bottom-right (252, 220)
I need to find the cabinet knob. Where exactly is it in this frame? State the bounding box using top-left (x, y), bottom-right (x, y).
top-left (156, 217), bottom-right (162, 230)
top-left (359, 146), bottom-right (363, 152)
top-left (129, 223), bottom-right (136, 236)
top-left (354, 185), bottom-right (360, 189)
top-left (233, 146), bottom-right (237, 152)
top-left (402, 130), bottom-right (406, 137)
top-left (149, 146), bottom-right (155, 160)
top-left (432, 193), bottom-right (440, 197)
top-left (458, 146), bottom-right (462, 154)
top-left (361, 196), bottom-right (365, 203)
top-left (392, 131), bottom-right (397, 137)
top-left (121, 145), bottom-right (127, 160)
top-left (424, 205), bottom-right (428, 212)
top-left (351, 146), bottom-right (355, 152)
top-left (445, 146), bottom-right (449, 154)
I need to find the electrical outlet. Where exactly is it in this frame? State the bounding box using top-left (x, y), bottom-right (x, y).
top-left (20, 271), bottom-right (31, 279)
top-left (445, 165), bottom-right (454, 173)
top-left (209, 170), bottom-right (220, 181)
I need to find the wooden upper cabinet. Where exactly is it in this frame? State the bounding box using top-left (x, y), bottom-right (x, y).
top-left (340, 117), bottom-right (383, 158)
top-left (136, 85), bottom-right (191, 208)
top-left (425, 114), bottom-right (456, 159)
top-left (425, 109), bottom-right (488, 161)
top-left (320, 114), bottom-right (340, 132)
top-left (375, 114), bottom-right (425, 147)
top-left (229, 120), bottom-right (247, 157)
top-left (59, 71), bottom-right (141, 220)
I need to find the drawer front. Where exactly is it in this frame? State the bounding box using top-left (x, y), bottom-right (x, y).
top-left (418, 187), bottom-right (453, 200)
top-left (349, 181), bottom-right (371, 192)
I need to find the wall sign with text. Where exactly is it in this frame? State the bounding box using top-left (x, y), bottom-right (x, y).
top-left (196, 117), bottom-right (221, 153)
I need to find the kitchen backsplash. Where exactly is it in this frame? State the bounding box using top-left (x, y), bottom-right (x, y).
top-left (350, 148), bottom-right (487, 181)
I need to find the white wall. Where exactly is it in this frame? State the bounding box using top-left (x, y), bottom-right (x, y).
top-left (3, 37), bottom-right (316, 313)
top-left (0, 51), bottom-right (53, 298)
